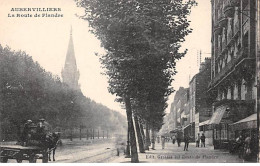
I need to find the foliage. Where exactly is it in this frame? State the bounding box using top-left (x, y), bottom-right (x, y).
top-left (76, 0), bottom-right (196, 129)
top-left (0, 45), bottom-right (126, 140)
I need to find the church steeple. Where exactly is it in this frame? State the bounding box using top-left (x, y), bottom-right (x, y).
top-left (61, 26), bottom-right (80, 90)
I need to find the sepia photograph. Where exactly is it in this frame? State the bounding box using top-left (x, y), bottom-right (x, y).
top-left (0, 0), bottom-right (259, 163)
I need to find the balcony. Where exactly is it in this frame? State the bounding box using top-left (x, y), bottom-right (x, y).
top-left (223, 0), bottom-right (240, 18)
top-left (219, 16), bottom-right (228, 27)
top-left (214, 25), bottom-right (222, 35)
top-left (210, 47), bottom-right (247, 86)
top-left (233, 10), bottom-right (240, 36)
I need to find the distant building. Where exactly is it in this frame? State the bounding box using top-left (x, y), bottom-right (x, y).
top-left (170, 87), bottom-right (189, 137)
top-left (189, 58), bottom-right (212, 143)
top-left (207, 0), bottom-right (257, 149)
top-left (61, 27), bottom-right (80, 91)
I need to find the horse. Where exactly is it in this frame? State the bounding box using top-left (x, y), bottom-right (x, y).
top-left (44, 132), bottom-right (61, 162)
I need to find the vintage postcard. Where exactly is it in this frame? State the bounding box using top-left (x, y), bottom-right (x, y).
top-left (0, 0), bottom-right (259, 163)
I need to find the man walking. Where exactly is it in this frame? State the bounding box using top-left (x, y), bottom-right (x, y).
top-left (183, 133), bottom-right (190, 151)
top-left (176, 132), bottom-right (182, 147)
top-left (196, 133), bottom-right (200, 147)
top-left (161, 136), bottom-right (165, 149)
top-left (200, 133), bottom-right (206, 147)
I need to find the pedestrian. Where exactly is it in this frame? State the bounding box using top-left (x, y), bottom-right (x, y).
top-left (161, 136), bottom-right (165, 149)
top-left (176, 133), bottom-right (182, 147)
top-left (249, 132), bottom-right (257, 162)
top-left (236, 133), bottom-right (244, 158)
top-left (243, 134), bottom-right (251, 161)
top-left (172, 135), bottom-right (176, 144)
top-left (200, 133), bottom-right (206, 147)
top-left (196, 133), bottom-right (200, 147)
top-left (151, 137), bottom-right (155, 150)
top-left (183, 133), bottom-right (190, 151)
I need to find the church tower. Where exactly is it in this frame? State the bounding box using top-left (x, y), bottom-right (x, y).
top-left (61, 27), bottom-right (80, 90)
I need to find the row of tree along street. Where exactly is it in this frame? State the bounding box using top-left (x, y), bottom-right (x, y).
top-left (0, 45), bottom-right (127, 141)
top-left (76, 0), bottom-right (197, 162)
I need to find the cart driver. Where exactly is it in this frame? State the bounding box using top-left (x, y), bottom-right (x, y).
top-left (37, 118), bottom-right (52, 136)
top-left (21, 119), bottom-right (33, 145)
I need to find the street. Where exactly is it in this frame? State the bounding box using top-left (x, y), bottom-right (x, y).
top-left (110, 141), bottom-right (246, 163)
top-left (3, 138), bottom-right (119, 163)
top-left (2, 138), bottom-right (250, 163)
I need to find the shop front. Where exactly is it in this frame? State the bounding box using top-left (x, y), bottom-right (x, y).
top-left (207, 105), bottom-right (231, 149)
top-left (208, 100), bottom-right (255, 150)
top-left (229, 113), bottom-right (257, 142)
top-left (229, 113), bottom-right (258, 161)
top-left (199, 120), bottom-right (213, 145)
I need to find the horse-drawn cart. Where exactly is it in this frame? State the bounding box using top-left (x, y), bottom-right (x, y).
top-left (0, 145), bottom-right (49, 163)
top-left (0, 119), bottom-right (60, 163)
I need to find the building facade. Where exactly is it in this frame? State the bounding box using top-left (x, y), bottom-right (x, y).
top-left (169, 87), bottom-right (190, 139)
top-left (61, 27), bottom-right (80, 91)
top-left (207, 0), bottom-right (257, 149)
top-left (189, 58), bottom-right (212, 143)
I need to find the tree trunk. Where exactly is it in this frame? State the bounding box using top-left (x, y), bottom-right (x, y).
top-left (125, 96), bottom-right (139, 163)
top-left (125, 123), bottom-right (131, 158)
top-left (139, 122), bottom-right (146, 148)
top-left (144, 122), bottom-right (150, 150)
top-left (133, 115), bottom-right (145, 153)
top-left (151, 126), bottom-right (155, 150)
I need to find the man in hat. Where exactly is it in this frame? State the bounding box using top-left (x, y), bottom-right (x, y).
top-left (21, 119), bottom-right (33, 145)
top-left (38, 118), bottom-right (52, 136)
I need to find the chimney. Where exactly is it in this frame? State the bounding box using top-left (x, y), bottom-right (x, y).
top-left (199, 62), bottom-right (206, 72)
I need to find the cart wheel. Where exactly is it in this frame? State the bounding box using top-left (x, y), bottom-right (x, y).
top-left (29, 157), bottom-right (37, 163)
top-left (29, 155), bottom-right (37, 163)
top-left (42, 151), bottom-right (48, 163)
top-left (16, 159), bottom-right (22, 163)
top-left (0, 157), bottom-right (8, 163)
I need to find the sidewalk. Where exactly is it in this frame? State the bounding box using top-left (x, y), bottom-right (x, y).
top-left (109, 142), bottom-right (245, 163)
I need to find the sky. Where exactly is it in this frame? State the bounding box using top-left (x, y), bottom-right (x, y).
top-left (0, 0), bottom-right (211, 116)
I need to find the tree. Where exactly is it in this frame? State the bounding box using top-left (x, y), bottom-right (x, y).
top-left (0, 44), bottom-right (127, 141)
top-left (76, 0), bottom-right (196, 162)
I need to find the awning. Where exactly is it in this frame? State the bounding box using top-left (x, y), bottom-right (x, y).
top-left (230, 113), bottom-right (257, 131)
top-left (183, 124), bottom-right (191, 130)
top-left (199, 120), bottom-right (209, 126)
top-left (170, 128), bottom-right (181, 133)
top-left (208, 106), bottom-right (226, 125)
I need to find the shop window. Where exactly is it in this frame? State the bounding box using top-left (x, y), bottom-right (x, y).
top-left (241, 79), bottom-right (246, 100)
top-left (238, 81), bottom-right (242, 100)
top-left (243, 32), bottom-right (249, 54)
top-left (223, 88), bottom-right (228, 99)
top-left (231, 85), bottom-right (234, 99)
top-left (227, 87), bottom-right (231, 99)
top-left (221, 124), bottom-right (228, 140)
top-left (245, 82), bottom-right (253, 100)
top-left (199, 126), bottom-right (203, 132)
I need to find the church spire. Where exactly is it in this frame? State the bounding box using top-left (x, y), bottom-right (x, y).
top-left (61, 26), bottom-right (80, 90)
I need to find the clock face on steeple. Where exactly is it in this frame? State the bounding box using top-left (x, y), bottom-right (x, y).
top-left (61, 26), bottom-right (80, 91)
